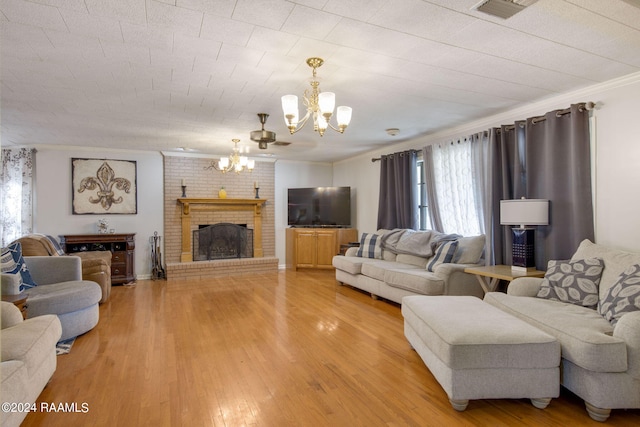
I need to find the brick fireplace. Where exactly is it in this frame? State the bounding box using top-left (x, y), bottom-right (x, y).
top-left (163, 154), bottom-right (277, 280)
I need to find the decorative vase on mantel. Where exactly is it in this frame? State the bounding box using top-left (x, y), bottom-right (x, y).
top-left (218, 187), bottom-right (227, 199)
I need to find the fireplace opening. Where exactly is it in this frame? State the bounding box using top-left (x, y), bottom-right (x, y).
top-left (193, 223), bottom-right (254, 261)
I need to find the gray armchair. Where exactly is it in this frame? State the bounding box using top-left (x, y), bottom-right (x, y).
top-left (1, 256), bottom-right (102, 341)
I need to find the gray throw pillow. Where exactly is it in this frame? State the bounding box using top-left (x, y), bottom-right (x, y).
top-left (356, 232), bottom-right (382, 259)
top-left (536, 258), bottom-right (604, 309)
top-left (426, 240), bottom-right (458, 272)
top-left (598, 264), bottom-right (640, 327)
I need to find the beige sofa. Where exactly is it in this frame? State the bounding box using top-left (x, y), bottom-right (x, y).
top-left (1, 302), bottom-right (62, 427)
top-left (485, 239), bottom-right (640, 421)
top-left (332, 229), bottom-right (486, 303)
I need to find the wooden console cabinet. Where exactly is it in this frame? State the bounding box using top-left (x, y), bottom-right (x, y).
top-left (61, 233), bottom-right (136, 284)
top-left (286, 228), bottom-right (357, 270)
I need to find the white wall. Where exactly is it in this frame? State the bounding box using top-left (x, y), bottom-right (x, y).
top-left (274, 160), bottom-right (333, 266)
top-left (34, 147), bottom-right (164, 278)
top-left (333, 72), bottom-right (640, 253)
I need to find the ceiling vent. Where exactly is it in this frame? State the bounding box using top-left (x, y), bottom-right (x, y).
top-left (472, 0), bottom-right (538, 19)
top-left (250, 113), bottom-right (277, 149)
top-left (621, 0), bottom-right (640, 8)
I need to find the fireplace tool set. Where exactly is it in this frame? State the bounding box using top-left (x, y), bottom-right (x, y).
top-left (150, 231), bottom-right (166, 280)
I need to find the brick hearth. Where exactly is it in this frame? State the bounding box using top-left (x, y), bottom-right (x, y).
top-left (166, 257), bottom-right (279, 281)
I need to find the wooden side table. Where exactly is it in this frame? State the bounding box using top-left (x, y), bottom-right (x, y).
top-left (2, 292), bottom-right (29, 319)
top-left (464, 265), bottom-right (546, 293)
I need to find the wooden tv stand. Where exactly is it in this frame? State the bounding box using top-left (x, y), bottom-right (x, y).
top-left (286, 228), bottom-right (357, 270)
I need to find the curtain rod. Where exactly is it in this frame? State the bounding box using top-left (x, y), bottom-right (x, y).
top-left (496, 101), bottom-right (595, 132)
top-left (371, 149), bottom-right (418, 162)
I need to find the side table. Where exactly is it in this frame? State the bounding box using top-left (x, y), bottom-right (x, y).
top-left (2, 292), bottom-right (29, 319)
top-left (464, 265), bottom-right (545, 293)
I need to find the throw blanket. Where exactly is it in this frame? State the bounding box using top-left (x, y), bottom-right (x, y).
top-left (380, 229), bottom-right (460, 258)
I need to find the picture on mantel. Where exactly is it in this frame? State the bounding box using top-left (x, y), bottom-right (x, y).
top-left (72, 158), bottom-right (137, 215)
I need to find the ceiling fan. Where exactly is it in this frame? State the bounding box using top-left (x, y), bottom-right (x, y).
top-left (250, 113), bottom-right (291, 149)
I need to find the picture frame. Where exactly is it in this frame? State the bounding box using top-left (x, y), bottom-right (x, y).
top-left (72, 158), bottom-right (137, 215)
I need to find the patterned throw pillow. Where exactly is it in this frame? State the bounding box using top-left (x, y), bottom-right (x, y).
top-left (536, 258), bottom-right (603, 308)
top-left (356, 233), bottom-right (382, 259)
top-left (1, 242), bottom-right (38, 291)
top-left (598, 264), bottom-right (640, 327)
top-left (426, 240), bottom-right (458, 272)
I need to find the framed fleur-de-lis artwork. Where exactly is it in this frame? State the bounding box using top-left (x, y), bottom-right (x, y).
top-left (72, 158), bottom-right (137, 214)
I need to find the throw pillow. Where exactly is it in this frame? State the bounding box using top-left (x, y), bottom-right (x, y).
top-left (426, 240), bottom-right (458, 272)
top-left (1, 242), bottom-right (38, 291)
top-left (598, 264), bottom-right (640, 327)
top-left (452, 235), bottom-right (486, 264)
top-left (356, 233), bottom-right (382, 259)
top-left (536, 258), bottom-right (604, 309)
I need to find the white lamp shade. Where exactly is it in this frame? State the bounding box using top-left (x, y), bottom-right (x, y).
top-left (219, 157), bottom-right (229, 169)
top-left (247, 159), bottom-right (255, 170)
top-left (317, 113), bottom-right (328, 130)
top-left (336, 106), bottom-right (352, 126)
top-left (500, 199), bottom-right (549, 227)
top-left (281, 95), bottom-right (298, 116)
top-left (318, 92), bottom-right (335, 115)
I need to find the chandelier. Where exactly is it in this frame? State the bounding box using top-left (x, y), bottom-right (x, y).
top-left (209, 139), bottom-right (255, 173)
top-left (281, 57), bottom-right (352, 137)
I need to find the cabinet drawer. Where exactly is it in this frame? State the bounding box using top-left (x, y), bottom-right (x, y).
top-left (112, 263), bottom-right (127, 277)
top-left (112, 251), bottom-right (126, 263)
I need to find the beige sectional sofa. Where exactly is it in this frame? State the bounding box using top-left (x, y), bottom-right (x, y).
top-left (332, 229), bottom-right (486, 303)
top-left (1, 302), bottom-right (62, 427)
top-left (485, 239), bottom-right (640, 421)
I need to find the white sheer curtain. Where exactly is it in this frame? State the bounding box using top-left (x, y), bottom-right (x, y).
top-left (1, 148), bottom-right (36, 246)
top-left (427, 139), bottom-right (483, 236)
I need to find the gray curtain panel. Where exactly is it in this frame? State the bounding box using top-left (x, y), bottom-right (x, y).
top-left (482, 124), bottom-right (526, 267)
top-left (377, 150), bottom-right (418, 230)
top-left (524, 103), bottom-right (594, 268)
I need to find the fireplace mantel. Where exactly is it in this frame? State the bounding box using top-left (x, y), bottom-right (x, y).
top-left (177, 198), bottom-right (267, 262)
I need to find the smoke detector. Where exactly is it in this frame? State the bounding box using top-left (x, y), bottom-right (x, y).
top-left (386, 128), bottom-right (400, 137)
top-left (472, 0), bottom-right (538, 19)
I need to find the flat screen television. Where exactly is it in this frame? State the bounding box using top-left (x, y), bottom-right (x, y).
top-left (288, 186), bottom-right (351, 227)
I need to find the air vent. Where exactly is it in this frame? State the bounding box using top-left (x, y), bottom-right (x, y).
top-left (621, 0), bottom-right (640, 8)
top-left (472, 0), bottom-right (538, 19)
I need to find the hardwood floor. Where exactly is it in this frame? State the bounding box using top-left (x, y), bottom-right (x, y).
top-left (23, 270), bottom-right (640, 426)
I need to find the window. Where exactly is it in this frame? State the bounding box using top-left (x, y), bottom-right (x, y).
top-left (425, 140), bottom-right (482, 236)
top-left (417, 159), bottom-right (430, 230)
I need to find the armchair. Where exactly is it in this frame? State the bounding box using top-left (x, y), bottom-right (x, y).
top-left (1, 302), bottom-right (62, 427)
top-left (13, 234), bottom-right (112, 303)
top-left (1, 256), bottom-right (101, 341)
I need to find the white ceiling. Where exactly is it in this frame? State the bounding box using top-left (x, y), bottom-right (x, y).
top-left (1, 0), bottom-right (639, 162)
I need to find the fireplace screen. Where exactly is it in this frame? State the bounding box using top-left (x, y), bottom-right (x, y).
top-left (193, 223), bottom-right (253, 261)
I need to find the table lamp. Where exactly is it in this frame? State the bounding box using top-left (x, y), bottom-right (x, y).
top-left (500, 198), bottom-right (549, 272)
